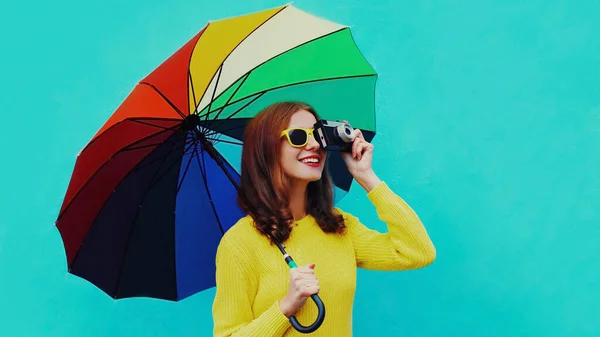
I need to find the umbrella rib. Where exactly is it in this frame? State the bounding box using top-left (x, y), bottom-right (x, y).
top-left (57, 124), bottom-right (184, 221)
top-left (175, 136), bottom-right (197, 195)
top-left (80, 117), bottom-right (182, 154)
top-left (197, 137), bottom-right (241, 198)
top-left (205, 137), bottom-right (243, 147)
top-left (195, 6), bottom-right (286, 108)
top-left (195, 142), bottom-right (225, 236)
top-left (125, 142), bottom-right (192, 177)
top-left (140, 82), bottom-right (187, 119)
top-left (204, 123), bottom-right (248, 139)
top-left (130, 118), bottom-right (183, 131)
top-left (199, 72), bottom-right (250, 123)
top-left (123, 135), bottom-right (191, 152)
top-left (128, 136), bottom-right (195, 174)
top-left (203, 92), bottom-right (265, 137)
top-left (204, 65), bottom-right (223, 124)
top-left (112, 133), bottom-right (183, 298)
top-left (211, 142), bottom-right (240, 176)
top-left (199, 140), bottom-right (209, 190)
top-left (145, 136), bottom-right (196, 191)
top-left (189, 70), bottom-right (198, 113)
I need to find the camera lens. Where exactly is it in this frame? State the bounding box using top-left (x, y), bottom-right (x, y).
top-left (336, 123), bottom-right (354, 143)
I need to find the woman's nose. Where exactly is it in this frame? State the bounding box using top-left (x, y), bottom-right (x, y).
top-left (305, 134), bottom-right (320, 150)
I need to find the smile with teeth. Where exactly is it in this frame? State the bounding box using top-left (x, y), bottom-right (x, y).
top-left (300, 158), bottom-right (320, 163)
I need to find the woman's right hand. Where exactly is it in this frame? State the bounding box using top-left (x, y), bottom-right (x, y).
top-left (278, 263), bottom-right (320, 318)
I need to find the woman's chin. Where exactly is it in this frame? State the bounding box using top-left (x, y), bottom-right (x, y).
top-left (287, 163), bottom-right (325, 184)
top-left (290, 173), bottom-right (322, 184)
top-left (303, 168), bottom-right (324, 182)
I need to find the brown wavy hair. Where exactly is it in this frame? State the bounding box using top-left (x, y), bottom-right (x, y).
top-left (237, 101), bottom-right (346, 243)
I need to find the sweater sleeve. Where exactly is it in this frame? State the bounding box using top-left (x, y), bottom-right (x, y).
top-left (212, 235), bottom-right (291, 337)
top-left (340, 181), bottom-right (436, 270)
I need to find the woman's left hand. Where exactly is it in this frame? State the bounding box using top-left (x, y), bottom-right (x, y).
top-left (341, 129), bottom-right (380, 191)
top-left (341, 129), bottom-right (373, 176)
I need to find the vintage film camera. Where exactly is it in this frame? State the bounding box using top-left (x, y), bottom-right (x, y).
top-left (313, 119), bottom-right (356, 152)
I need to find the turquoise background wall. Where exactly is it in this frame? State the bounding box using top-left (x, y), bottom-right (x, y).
top-left (1, 0), bottom-right (599, 336)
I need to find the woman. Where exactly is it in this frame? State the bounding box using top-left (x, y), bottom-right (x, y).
top-left (212, 102), bottom-right (436, 337)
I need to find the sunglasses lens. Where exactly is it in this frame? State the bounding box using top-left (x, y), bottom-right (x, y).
top-left (288, 129), bottom-right (308, 146)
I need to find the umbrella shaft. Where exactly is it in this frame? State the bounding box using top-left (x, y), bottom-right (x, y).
top-left (196, 131), bottom-right (238, 190)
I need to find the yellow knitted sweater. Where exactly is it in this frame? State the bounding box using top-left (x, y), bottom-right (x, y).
top-left (212, 181), bottom-right (436, 337)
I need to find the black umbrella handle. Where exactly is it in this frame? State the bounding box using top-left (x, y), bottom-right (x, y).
top-left (280, 247), bottom-right (326, 334)
top-left (290, 293), bottom-right (326, 333)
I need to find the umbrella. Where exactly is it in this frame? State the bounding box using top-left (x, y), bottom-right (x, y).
top-left (55, 4), bottom-right (377, 333)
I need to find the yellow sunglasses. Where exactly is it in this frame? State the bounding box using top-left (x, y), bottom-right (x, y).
top-left (280, 128), bottom-right (316, 147)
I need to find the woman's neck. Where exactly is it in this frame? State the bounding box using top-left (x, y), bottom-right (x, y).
top-left (288, 180), bottom-right (308, 221)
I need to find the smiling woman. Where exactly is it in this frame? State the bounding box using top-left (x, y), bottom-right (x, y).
top-left (238, 102), bottom-right (343, 245)
top-left (211, 101), bottom-right (437, 337)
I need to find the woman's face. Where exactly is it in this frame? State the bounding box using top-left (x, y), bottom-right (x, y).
top-left (279, 109), bottom-right (327, 186)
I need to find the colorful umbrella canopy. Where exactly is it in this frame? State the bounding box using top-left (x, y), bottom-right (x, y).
top-left (55, 4), bottom-right (377, 303)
